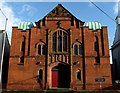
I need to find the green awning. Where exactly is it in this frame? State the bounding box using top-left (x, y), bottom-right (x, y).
top-left (18, 22), bottom-right (34, 31)
top-left (86, 22), bottom-right (102, 30)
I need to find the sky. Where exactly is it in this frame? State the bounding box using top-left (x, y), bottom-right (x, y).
top-left (0, 0), bottom-right (118, 63)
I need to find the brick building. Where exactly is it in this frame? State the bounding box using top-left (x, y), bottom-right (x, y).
top-left (7, 4), bottom-right (112, 90)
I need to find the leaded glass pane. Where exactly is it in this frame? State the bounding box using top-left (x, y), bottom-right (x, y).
top-left (74, 45), bottom-right (78, 55)
top-left (42, 45), bottom-right (46, 55)
top-left (58, 36), bottom-right (62, 52)
top-left (79, 45), bottom-right (82, 55)
top-left (52, 32), bottom-right (57, 52)
top-left (38, 45), bottom-right (41, 55)
top-left (63, 36), bottom-right (67, 52)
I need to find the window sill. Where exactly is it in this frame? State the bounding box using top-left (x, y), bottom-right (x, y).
top-left (17, 63), bottom-right (24, 65)
top-left (36, 54), bottom-right (45, 56)
top-left (73, 55), bottom-right (82, 57)
top-left (94, 63), bottom-right (100, 65)
top-left (50, 52), bottom-right (68, 55)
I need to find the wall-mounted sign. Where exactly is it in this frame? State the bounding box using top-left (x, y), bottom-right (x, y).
top-left (95, 78), bottom-right (105, 82)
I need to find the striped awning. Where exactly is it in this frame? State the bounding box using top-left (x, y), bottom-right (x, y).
top-left (18, 22), bottom-right (34, 31)
top-left (86, 22), bottom-right (102, 30)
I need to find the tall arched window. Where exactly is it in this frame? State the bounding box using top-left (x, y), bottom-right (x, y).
top-left (63, 33), bottom-right (67, 52)
top-left (38, 44), bottom-right (41, 55)
top-left (42, 44), bottom-right (46, 55)
top-left (74, 45), bottom-right (78, 55)
top-left (52, 32), bottom-right (57, 52)
top-left (52, 30), bottom-right (68, 52)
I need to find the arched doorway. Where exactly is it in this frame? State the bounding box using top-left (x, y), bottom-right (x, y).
top-left (51, 63), bottom-right (70, 88)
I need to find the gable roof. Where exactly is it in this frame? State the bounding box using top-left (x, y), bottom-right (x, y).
top-left (46, 4), bottom-right (73, 18)
top-left (35, 4), bottom-right (84, 27)
top-left (44, 4), bottom-right (84, 23)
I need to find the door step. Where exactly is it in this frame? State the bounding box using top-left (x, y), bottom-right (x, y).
top-left (48, 88), bottom-right (73, 92)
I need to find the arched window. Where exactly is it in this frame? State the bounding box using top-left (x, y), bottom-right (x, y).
top-left (74, 45), bottom-right (78, 55)
top-left (37, 44), bottom-right (46, 55)
top-left (42, 44), bottom-right (46, 55)
top-left (52, 30), bottom-right (68, 52)
top-left (77, 70), bottom-right (81, 80)
top-left (38, 44), bottom-right (41, 55)
top-left (52, 32), bottom-right (57, 52)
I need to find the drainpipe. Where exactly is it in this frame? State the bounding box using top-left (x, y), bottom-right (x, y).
top-left (44, 29), bottom-right (49, 89)
top-left (28, 29), bottom-right (31, 56)
top-left (81, 26), bottom-right (86, 90)
top-left (69, 28), bottom-right (73, 88)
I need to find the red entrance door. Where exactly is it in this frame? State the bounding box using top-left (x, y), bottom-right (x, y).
top-left (52, 69), bottom-right (58, 87)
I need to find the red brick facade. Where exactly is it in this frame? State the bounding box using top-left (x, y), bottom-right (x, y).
top-left (7, 4), bottom-right (112, 90)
